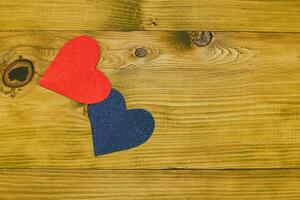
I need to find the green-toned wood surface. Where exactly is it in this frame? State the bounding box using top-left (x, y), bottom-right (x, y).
top-left (1, 0), bottom-right (300, 199)
top-left (1, 169), bottom-right (300, 199)
top-left (0, 0), bottom-right (299, 32)
top-left (0, 31), bottom-right (300, 169)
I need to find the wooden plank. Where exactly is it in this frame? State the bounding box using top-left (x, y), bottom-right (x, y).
top-left (1, 169), bottom-right (300, 199)
top-left (0, 0), bottom-right (299, 32)
top-left (0, 31), bottom-right (300, 169)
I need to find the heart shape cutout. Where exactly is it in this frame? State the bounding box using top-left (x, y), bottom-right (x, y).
top-left (88, 89), bottom-right (155, 156)
top-left (39, 35), bottom-right (111, 104)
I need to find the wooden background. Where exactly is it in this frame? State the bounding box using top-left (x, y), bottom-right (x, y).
top-left (0, 0), bottom-right (300, 199)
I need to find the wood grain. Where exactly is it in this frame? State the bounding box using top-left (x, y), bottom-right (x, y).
top-left (0, 0), bottom-right (299, 32)
top-left (1, 169), bottom-right (300, 199)
top-left (0, 31), bottom-right (300, 169)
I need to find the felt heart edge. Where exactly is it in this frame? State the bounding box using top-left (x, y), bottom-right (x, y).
top-left (88, 89), bottom-right (155, 156)
top-left (38, 35), bottom-right (112, 104)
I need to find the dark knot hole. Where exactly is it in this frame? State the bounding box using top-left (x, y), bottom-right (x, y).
top-left (8, 67), bottom-right (29, 82)
top-left (3, 59), bottom-right (34, 88)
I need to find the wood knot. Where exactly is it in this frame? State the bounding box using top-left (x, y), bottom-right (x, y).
top-left (150, 19), bottom-right (158, 27)
top-left (191, 31), bottom-right (213, 47)
top-left (135, 47), bottom-right (147, 58)
top-left (2, 59), bottom-right (34, 88)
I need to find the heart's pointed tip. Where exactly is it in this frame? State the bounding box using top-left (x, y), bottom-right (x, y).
top-left (84, 89), bottom-right (112, 105)
top-left (38, 76), bottom-right (112, 105)
top-left (94, 149), bottom-right (113, 157)
top-left (86, 72), bottom-right (112, 104)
